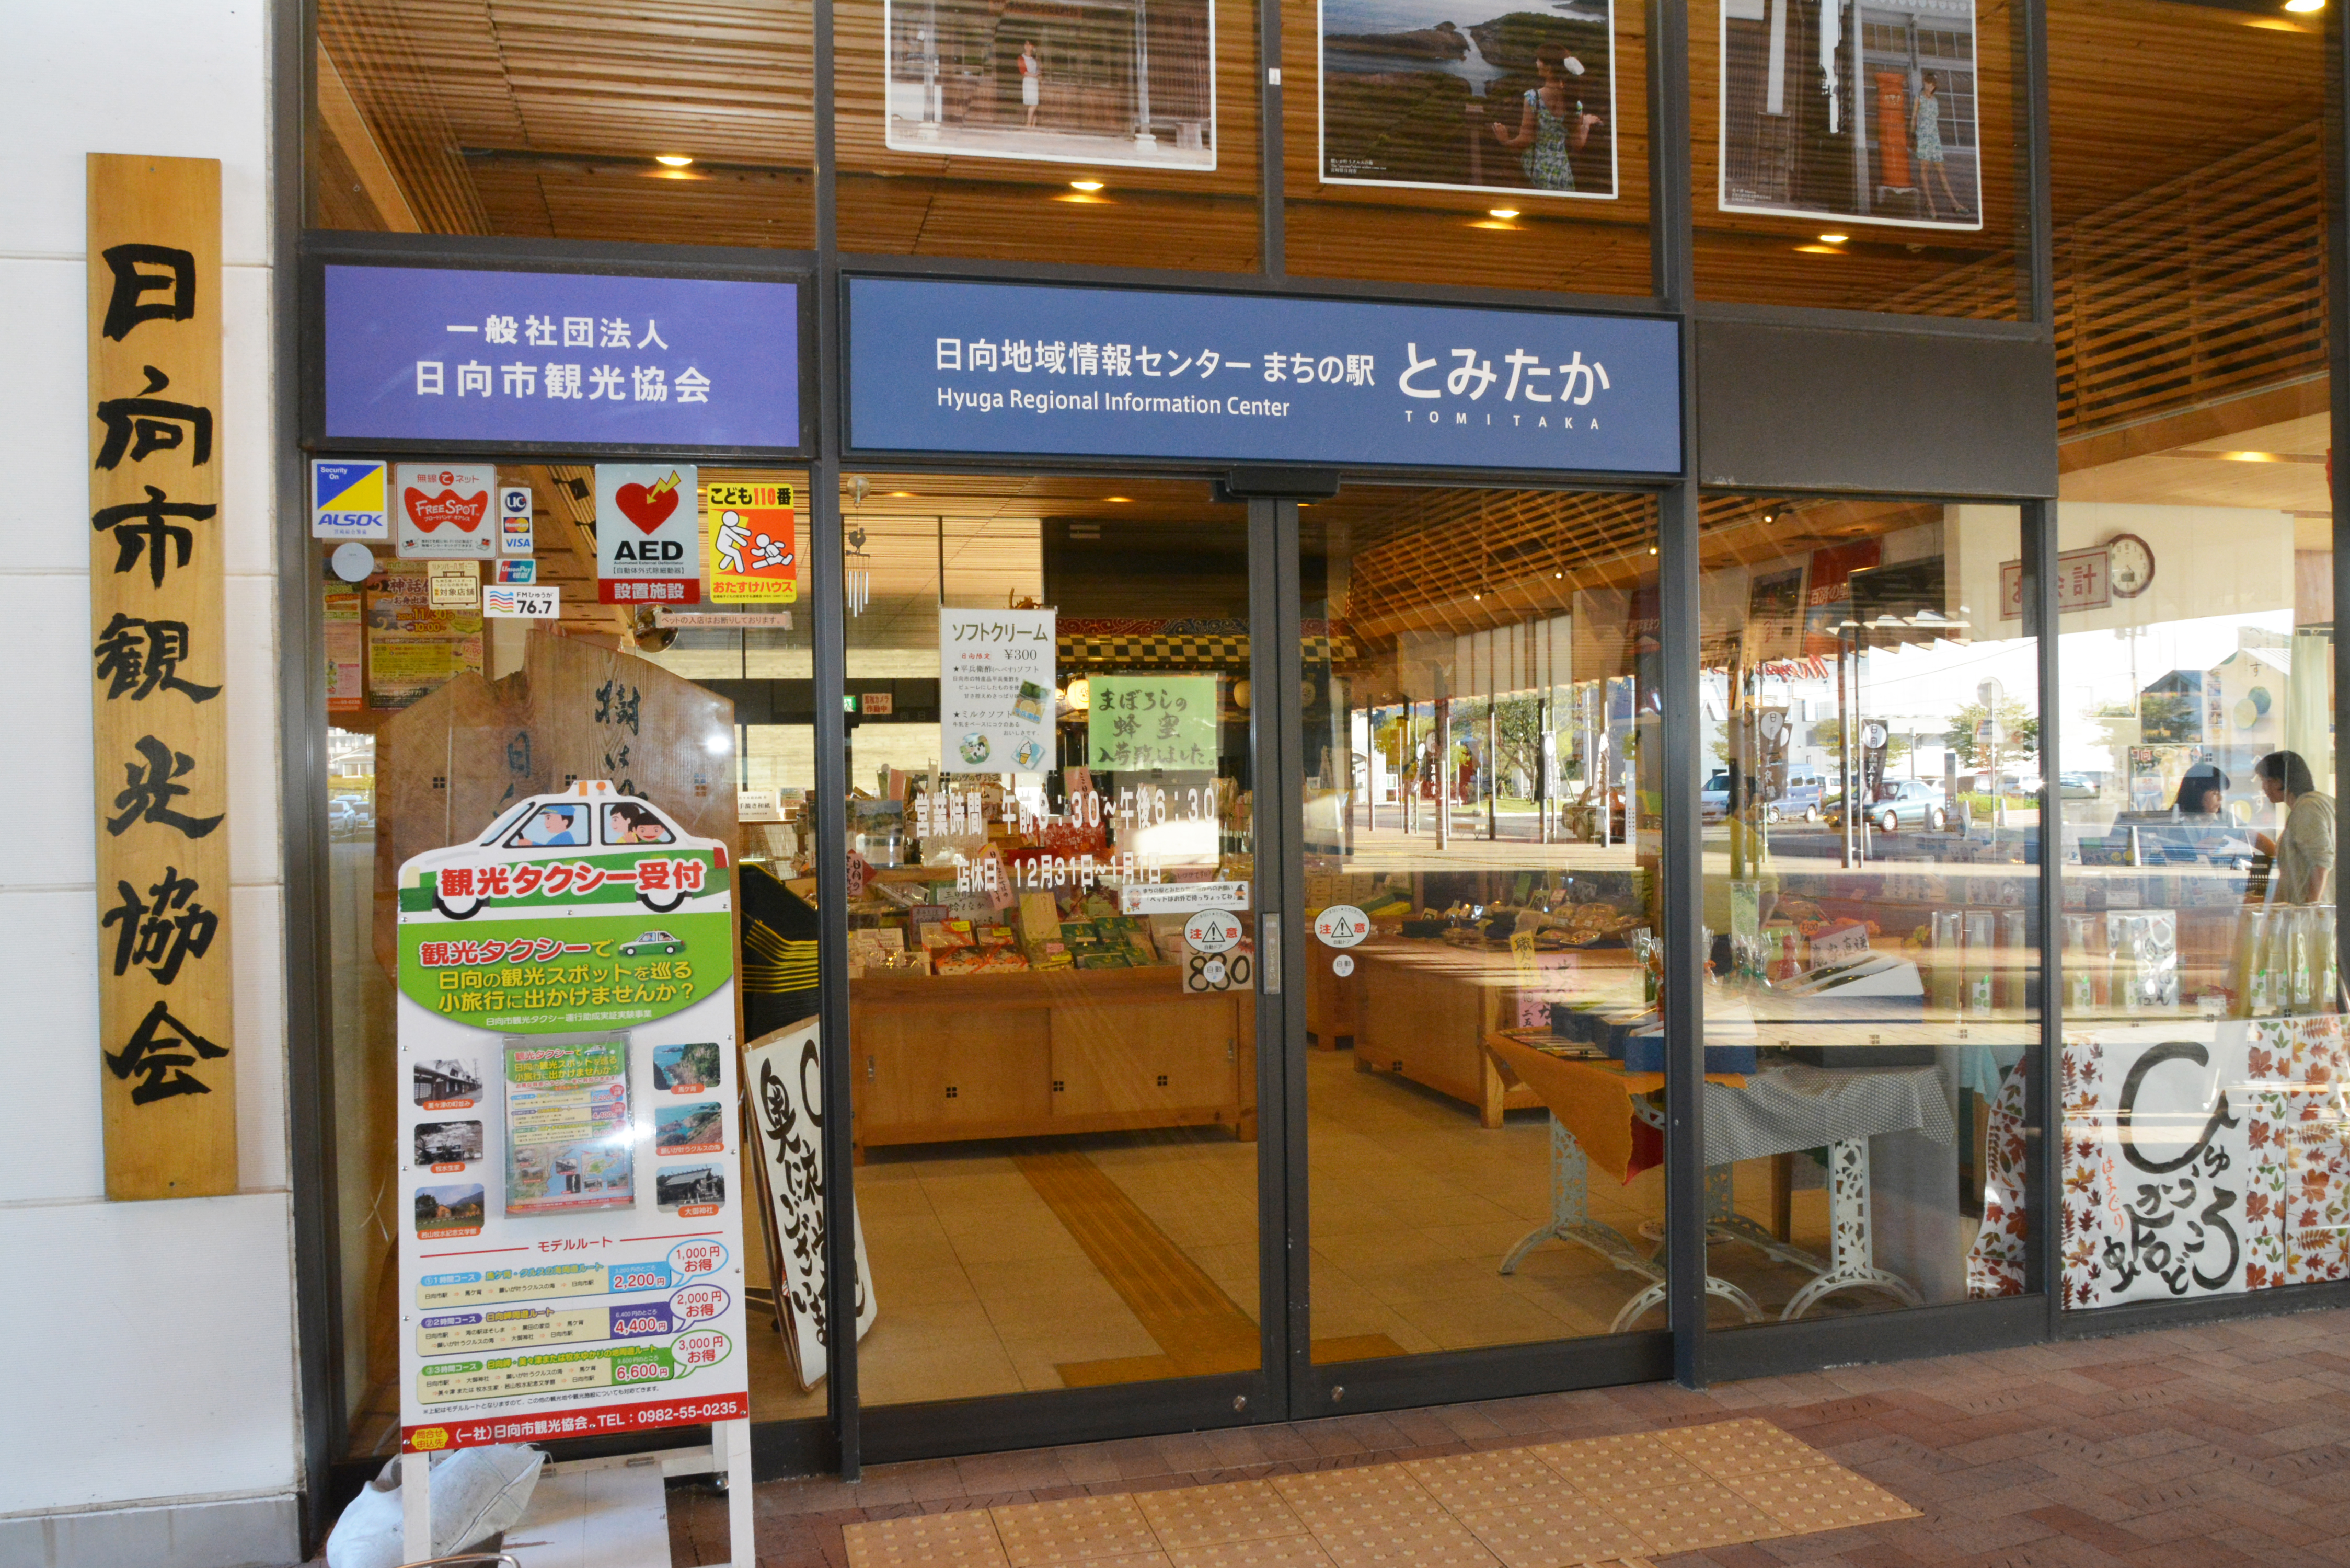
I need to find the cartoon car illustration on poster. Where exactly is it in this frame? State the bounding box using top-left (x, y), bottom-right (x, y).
top-left (395, 780), bottom-right (733, 1036)
top-left (619, 929), bottom-right (685, 958)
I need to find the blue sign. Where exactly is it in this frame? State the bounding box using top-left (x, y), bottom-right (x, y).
top-left (847, 277), bottom-right (1680, 472)
top-left (322, 264), bottom-right (802, 449)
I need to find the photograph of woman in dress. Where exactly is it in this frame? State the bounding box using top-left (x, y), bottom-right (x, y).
top-left (1490, 41), bottom-right (1603, 192)
top-left (1318, 0), bottom-right (1617, 200)
top-left (1913, 73), bottom-right (1969, 222)
top-left (1019, 39), bottom-right (1041, 128)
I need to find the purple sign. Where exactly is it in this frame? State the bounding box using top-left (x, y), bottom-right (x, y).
top-left (322, 264), bottom-right (802, 449)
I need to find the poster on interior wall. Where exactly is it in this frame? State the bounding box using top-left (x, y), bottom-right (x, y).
top-left (1318, 0), bottom-right (1617, 200)
top-left (882, 0), bottom-right (1216, 170)
top-left (393, 780), bottom-right (748, 1452)
top-left (940, 607), bottom-right (1057, 773)
top-left (366, 561), bottom-right (484, 710)
top-left (744, 1021), bottom-right (877, 1391)
top-left (1717, 0), bottom-right (1982, 230)
top-left (1800, 539), bottom-right (1879, 657)
top-left (2059, 1017), bottom-right (2350, 1310)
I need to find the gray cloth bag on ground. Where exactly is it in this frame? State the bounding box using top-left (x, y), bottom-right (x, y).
top-left (325, 1444), bottom-right (545, 1567)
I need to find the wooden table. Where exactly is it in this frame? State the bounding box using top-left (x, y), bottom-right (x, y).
top-left (1347, 938), bottom-right (1640, 1126)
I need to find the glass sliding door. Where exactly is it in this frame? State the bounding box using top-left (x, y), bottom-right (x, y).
top-left (836, 475), bottom-right (1268, 1422)
top-left (1295, 485), bottom-right (1678, 1378)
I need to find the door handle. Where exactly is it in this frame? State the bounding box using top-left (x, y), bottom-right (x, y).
top-left (1260, 913), bottom-right (1280, 994)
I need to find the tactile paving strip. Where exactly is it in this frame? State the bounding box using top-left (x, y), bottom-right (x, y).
top-left (990, 1495), bottom-right (1161, 1565)
top-left (1138, 1480), bottom-right (1310, 1549)
top-left (845, 1508), bottom-right (1011, 1568)
top-left (840, 1419), bottom-right (1917, 1567)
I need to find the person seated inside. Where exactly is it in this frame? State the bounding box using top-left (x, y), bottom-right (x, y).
top-left (2171, 764), bottom-right (2228, 817)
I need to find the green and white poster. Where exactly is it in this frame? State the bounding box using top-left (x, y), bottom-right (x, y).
top-left (1087, 675), bottom-right (1218, 771)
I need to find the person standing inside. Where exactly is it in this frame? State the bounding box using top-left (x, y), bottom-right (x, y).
top-left (1020, 40), bottom-right (1042, 129)
top-left (2256, 750), bottom-right (2335, 904)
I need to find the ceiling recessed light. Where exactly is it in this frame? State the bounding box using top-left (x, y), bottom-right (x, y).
top-left (1104, 495), bottom-right (1132, 503)
top-left (1488, 207), bottom-right (1521, 220)
top-left (1818, 233), bottom-right (1848, 243)
top-left (2286, 0), bottom-right (2322, 14)
top-left (1794, 243), bottom-right (1846, 255)
top-left (887, 490), bottom-right (916, 497)
top-left (1069, 179), bottom-right (1104, 192)
top-left (654, 154), bottom-right (694, 167)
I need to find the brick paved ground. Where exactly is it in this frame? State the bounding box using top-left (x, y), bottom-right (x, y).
top-left (670, 1306), bottom-right (2350, 1568)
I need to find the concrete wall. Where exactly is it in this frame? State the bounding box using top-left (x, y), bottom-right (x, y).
top-left (0, 3), bottom-right (298, 1565)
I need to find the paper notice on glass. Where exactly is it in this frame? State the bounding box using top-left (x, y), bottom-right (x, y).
top-left (940, 607), bottom-right (1056, 774)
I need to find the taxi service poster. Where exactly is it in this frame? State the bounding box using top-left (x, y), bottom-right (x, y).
top-left (395, 781), bottom-right (747, 1452)
top-left (705, 481), bottom-right (799, 603)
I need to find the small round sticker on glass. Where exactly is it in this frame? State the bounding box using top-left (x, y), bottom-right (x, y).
top-left (1184, 908), bottom-right (1243, 955)
top-left (1312, 905), bottom-right (1371, 949)
top-left (1332, 953), bottom-right (1355, 978)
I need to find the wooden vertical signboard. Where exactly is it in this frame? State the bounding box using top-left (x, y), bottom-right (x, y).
top-left (87, 154), bottom-right (236, 1199)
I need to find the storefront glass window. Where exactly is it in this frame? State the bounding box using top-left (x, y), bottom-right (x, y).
top-left (308, 1), bottom-right (815, 248)
top-left (1697, 499), bottom-right (2038, 1322)
top-left (322, 466), bottom-right (812, 1457)
top-left (1281, 0), bottom-right (1654, 295)
top-left (838, 476), bottom-right (1263, 1405)
top-left (1688, 0), bottom-right (2022, 317)
top-left (835, 0), bottom-right (1263, 270)
top-left (1301, 488), bottom-right (1676, 1350)
top-left (2045, 0), bottom-right (2332, 1316)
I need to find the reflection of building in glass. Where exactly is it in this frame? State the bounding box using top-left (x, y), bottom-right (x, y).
top-left (411, 1058), bottom-right (481, 1101)
top-left (886, 0), bottom-right (1214, 163)
top-left (1721, 0), bottom-right (1978, 224)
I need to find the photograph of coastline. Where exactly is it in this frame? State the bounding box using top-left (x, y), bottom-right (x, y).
top-left (882, 0), bottom-right (1216, 170)
top-left (1318, 0), bottom-right (1617, 200)
top-left (1717, 0), bottom-right (1981, 230)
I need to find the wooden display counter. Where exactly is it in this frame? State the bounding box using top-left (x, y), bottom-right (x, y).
top-left (849, 966), bottom-right (1256, 1154)
top-left (1345, 938), bottom-right (1640, 1127)
top-left (1305, 939), bottom-right (1356, 1048)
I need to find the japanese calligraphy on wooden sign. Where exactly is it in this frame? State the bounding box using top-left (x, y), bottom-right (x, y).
top-left (87, 154), bottom-right (235, 1200)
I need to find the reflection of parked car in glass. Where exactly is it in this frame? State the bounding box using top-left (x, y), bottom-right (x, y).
top-left (1701, 772), bottom-right (1733, 822)
top-left (619, 929), bottom-right (684, 957)
top-left (1768, 766), bottom-right (1827, 823)
top-left (2059, 771), bottom-right (2101, 799)
top-left (1868, 779), bottom-right (1949, 833)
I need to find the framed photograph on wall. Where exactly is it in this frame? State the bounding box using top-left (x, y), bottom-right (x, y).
top-left (1318, 0), bottom-right (1619, 201)
top-left (883, 0), bottom-right (1218, 170)
top-left (1717, 0), bottom-right (1982, 230)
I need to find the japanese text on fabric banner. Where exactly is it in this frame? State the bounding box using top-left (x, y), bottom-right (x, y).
top-left (1087, 676), bottom-right (1217, 771)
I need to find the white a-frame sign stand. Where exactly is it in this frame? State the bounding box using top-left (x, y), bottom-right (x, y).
top-left (393, 782), bottom-right (756, 1565)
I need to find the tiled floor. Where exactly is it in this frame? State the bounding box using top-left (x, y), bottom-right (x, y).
top-left (674, 1304), bottom-right (2350, 1568)
top-left (755, 1049), bottom-right (1867, 1419)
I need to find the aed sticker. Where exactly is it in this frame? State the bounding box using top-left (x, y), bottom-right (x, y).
top-left (499, 485), bottom-right (534, 556)
top-left (1312, 905), bottom-right (1371, 948)
top-left (1332, 953), bottom-right (1355, 978)
top-left (496, 558), bottom-right (537, 584)
top-left (1183, 908), bottom-right (1242, 955)
top-left (312, 458), bottom-right (389, 539)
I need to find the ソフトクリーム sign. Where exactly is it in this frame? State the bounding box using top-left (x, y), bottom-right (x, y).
top-left (395, 781), bottom-right (748, 1451)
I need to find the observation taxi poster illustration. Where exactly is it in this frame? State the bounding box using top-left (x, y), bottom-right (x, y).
top-left (395, 779), bottom-right (748, 1451)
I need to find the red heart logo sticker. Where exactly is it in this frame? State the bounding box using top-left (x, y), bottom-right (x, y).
top-left (614, 474), bottom-right (682, 534)
top-left (404, 486), bottom-right (489, 534)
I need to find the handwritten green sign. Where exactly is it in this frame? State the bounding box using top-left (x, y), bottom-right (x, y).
top-left (1087, 676), bottom-right (1218, 771)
